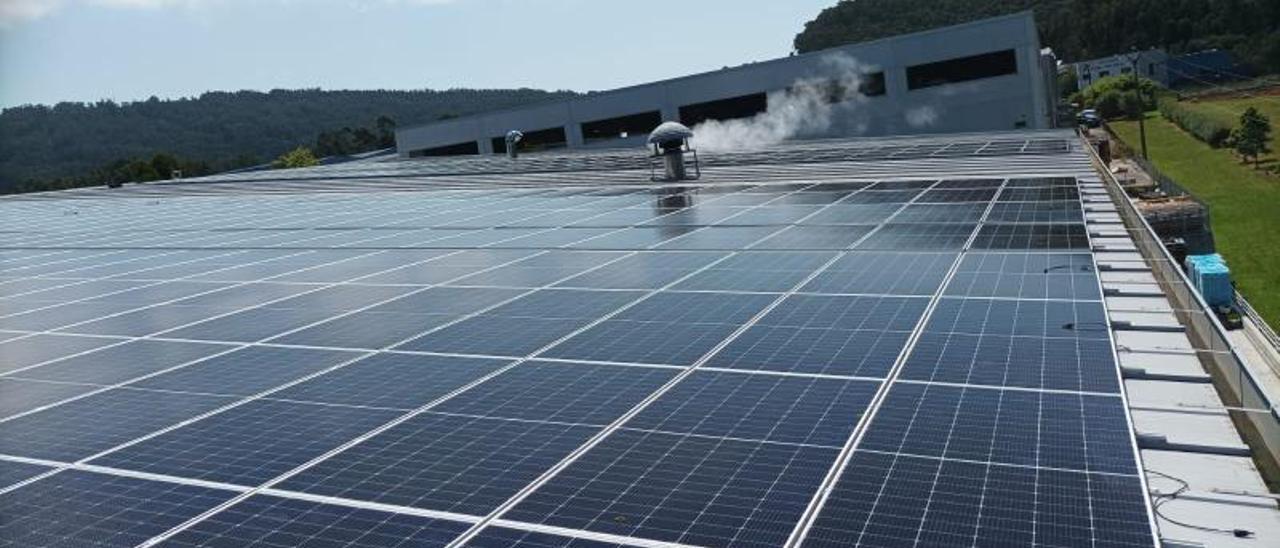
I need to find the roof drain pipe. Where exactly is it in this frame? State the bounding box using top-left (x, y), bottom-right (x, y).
top-left (505, 130), bottom-right (523, 159)
top-left (648, 121), bottom-right (700, 182)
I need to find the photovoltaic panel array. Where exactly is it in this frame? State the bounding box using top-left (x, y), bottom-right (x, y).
top-left (0, 132), bottom-right (1156, 547)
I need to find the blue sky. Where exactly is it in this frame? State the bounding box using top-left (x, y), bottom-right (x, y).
top-left (0, 0), bottom-right (836, 108)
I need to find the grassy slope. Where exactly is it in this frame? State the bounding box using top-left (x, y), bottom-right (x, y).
top-left (1111, 114), bottom-right (1280, 329)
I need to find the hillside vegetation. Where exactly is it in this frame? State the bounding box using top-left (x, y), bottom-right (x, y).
top-left (0, 88), bottom-right (577, 191)
top-left (795, 0), bottom-right (1279, 72)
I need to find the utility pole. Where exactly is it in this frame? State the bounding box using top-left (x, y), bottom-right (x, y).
top-left (1127, 48), bottom-right (1149, 159)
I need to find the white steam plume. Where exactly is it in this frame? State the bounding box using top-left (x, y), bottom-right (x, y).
top-left (690, 53), bottom-right (872, 152)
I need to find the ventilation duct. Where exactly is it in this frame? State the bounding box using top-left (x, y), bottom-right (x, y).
top-left (647, 122), bottom-right (700, 182)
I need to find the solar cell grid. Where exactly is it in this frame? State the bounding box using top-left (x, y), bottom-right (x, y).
top-left (706, 295), bottom-right (928, 377)
top-left (0, 459), bottom-right (50, 489)
top-left (467, 527), bottom-right (625, 548)
top-left (279, 413), bottom-right (599, 515)
top-left (14, 339), bottom-right (232, 385)
top-left (672, 251), bottom-right (834, 292)
top-left (972, 223), bottom-right (1090, 250)
top-left (505, 429), bottom-right (836, 548)
top-left (859, 383), bottom-right (1137, 474)
top-left (129, 345), bottom-right (363, 397)
top-left (855, 223), bottom-right (976, 250)
top-left (270, 353), bottom-right (511, 409)
top-left (986, 200), bottom-right (1084, 223)
top-left (0, 378), bottom-right (97, 420)
top-left (0, 387), bottom-right (233, 462)
top-left (93, 399), bottom-right (401, 485)
top-left (900, 332), bottom-right (1121, 393)
top-left (434, 361), bottom-right (677, 425)
top-left (803, 452), bottom-right (1154, 548)
top-left (801, 252), bottom-right (957, 296)
top-left (625, 370), bottom-right (880, 446)
top-left (925, 297), bottom-right (1110, 340)
top-left (751, 225), bottom-right (876, 250)
top-left (0, 471), bottom-right (237, 548)
top-left (161, 495), bottom-right (472, 547)
top-left (0, 134), bottom-right (1156, 548)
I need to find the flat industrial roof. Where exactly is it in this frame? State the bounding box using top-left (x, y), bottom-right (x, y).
top-left (0, 129), bottom-right (1174, 547)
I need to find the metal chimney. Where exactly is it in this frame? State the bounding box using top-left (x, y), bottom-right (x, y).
top-left (648, 122), bottom-right (699, 182)
top-left (505, 130), bottom-right (523, 159)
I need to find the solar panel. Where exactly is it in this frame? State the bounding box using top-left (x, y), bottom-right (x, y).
top-left (0, 131), bottom-right (1157, 547)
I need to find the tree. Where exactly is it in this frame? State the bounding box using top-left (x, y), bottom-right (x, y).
top-left (1232, 107), bottom-right (1272, 168)
top-left (272, 146), bottom-right (320, 169)
top-left (150, 153), bottom-right (180, 179)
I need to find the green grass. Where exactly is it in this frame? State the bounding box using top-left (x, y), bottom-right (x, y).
top-left (1111, 114), bottom-right (1280, 330)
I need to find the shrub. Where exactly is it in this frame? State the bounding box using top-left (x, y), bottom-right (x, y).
top-left (272, 146), bottom-right (319, 169)
top-left (1158, 98), bottom-right (1233, 147)
top-left (1078, 75), bottom-right (1159, 118)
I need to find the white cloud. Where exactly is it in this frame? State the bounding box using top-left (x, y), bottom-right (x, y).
top-left (1, 0), bottom-right (220, 26)
top-left (0, 0), bottom-right (64, 25)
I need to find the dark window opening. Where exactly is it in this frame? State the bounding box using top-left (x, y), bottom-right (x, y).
top-left (789, 72), bottom-right (887, 102)
top-left (581, 111), bottom-right (663, 143)
top-left (1098, 70), bottom-right (1110, 78)
top-left (679, 93), bottom-right (767, 126)
top-left (411, 141), bottom-right (479, 157)
top-left (906, 49), bottom-right (1018, 90)
top-left (492, 126), bottom-right (568, 154)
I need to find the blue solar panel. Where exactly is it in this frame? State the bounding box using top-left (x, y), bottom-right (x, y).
top-left (0, 378), bottom-right (96, 420)
top-left (0, 460), bottom-right (50, 489)
top-left (554, 252), bottom-right (727, 289)
top-left (435, 361), bottom-right (676, 425)
top-left (900, 332), bottom-right (1121, 393)
top-left (163, 495), bottom-right (471, 547)
top-left (93, 399), bottom-right (398, 485)
top-left (625, 370), bottom-right (880, 446)
top-left (859, 383), bottom-right (1137, 475)
top-left (706, 295), bottom-right (927, 377)
top-left (130, 346), bottom-right (364, 396)
top-left (0, 470), bottom-right (236, 547)
top-left (272, 353), bottom-right (511, 409)
top-left (801, 252), bottom-right (957, 295)
top-left (269, 311), bottom-right (461, 349)
top-left (279, 413), bottom-right (598, 515)
top-left (0, 334), bottom-right (118, 374)
top-left (803, 452), bottom-right (1153, 548)
top-left (506, 429), bottom-right (836, 548)
top-left (946, 252), bottom-right (1101, 300)
top-left (17, 339), bottom-right (227, 385)
top-left (468, 527), bottom-right (625, 548)
top-left (672, 252), bottom-right (834, 292)
top-left (395, 289), bottom-right (643, 355)
top-left (543, 292), bottom-right (774, 365)
top-left (0, 143), bottom-right (1156, 547)
top-left (0, 388), bottom-right (232, 461)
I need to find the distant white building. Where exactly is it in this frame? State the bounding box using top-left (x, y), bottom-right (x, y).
top-left (396, 12), bottom-right (1058, 158)
top-left (1071, 50), bottom-right (1169, 90)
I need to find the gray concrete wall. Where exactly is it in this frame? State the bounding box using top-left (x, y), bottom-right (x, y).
top-left (397, 11), bottom-right (1049, 157)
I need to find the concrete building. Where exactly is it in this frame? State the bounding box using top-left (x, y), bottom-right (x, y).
top-left (1071, 49), bottom-right (1170, 89)
top-left (396, 11), bottom-right (1057, 158)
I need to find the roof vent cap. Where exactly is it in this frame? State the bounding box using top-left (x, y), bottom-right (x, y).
top-left (647, 122), bottom-right (699, 182)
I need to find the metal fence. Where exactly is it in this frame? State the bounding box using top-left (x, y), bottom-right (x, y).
top-left (1082, 131), bottom-right (1280, 485)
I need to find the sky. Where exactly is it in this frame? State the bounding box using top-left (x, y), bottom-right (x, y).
top-left (0, 0), bottom-right (837, 109)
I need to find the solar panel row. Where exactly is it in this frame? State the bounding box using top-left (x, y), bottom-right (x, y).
top-left (0, 168), bottom-right (1155, 547)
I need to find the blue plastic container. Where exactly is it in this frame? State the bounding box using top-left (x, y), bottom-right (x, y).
top-left (1185, 254), bottom-right (1232, 307)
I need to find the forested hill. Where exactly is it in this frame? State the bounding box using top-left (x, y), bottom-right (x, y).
top-left (0, 88), bottom-right (578, 189)
top-left (795, 0), bottom-right (1279, 72)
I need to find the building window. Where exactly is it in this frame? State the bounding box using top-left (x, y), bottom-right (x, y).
top-left (492, 126), bottom-right (568, 154)
top-left (411, 141), bottom-right (479, 157)
top-left (580, 111), bottom-right (662, 144)
top-left (679, 93), bottom-right (768, 126)
top-left (1098, 70), bottom-right (1110, 78)
top-left (1148, 63), bottom-right (1155, 76)
top-left (1121, 67), bottom-right (1131, 74)
top-left (906, 49), bottom-right (1018, 90)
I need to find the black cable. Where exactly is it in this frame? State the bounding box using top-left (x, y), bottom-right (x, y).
top-left (1145, 468), bottom-right (1255, 538)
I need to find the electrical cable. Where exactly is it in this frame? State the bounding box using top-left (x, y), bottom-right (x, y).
top-left (1145, 468), bottom-right (1256, 538)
